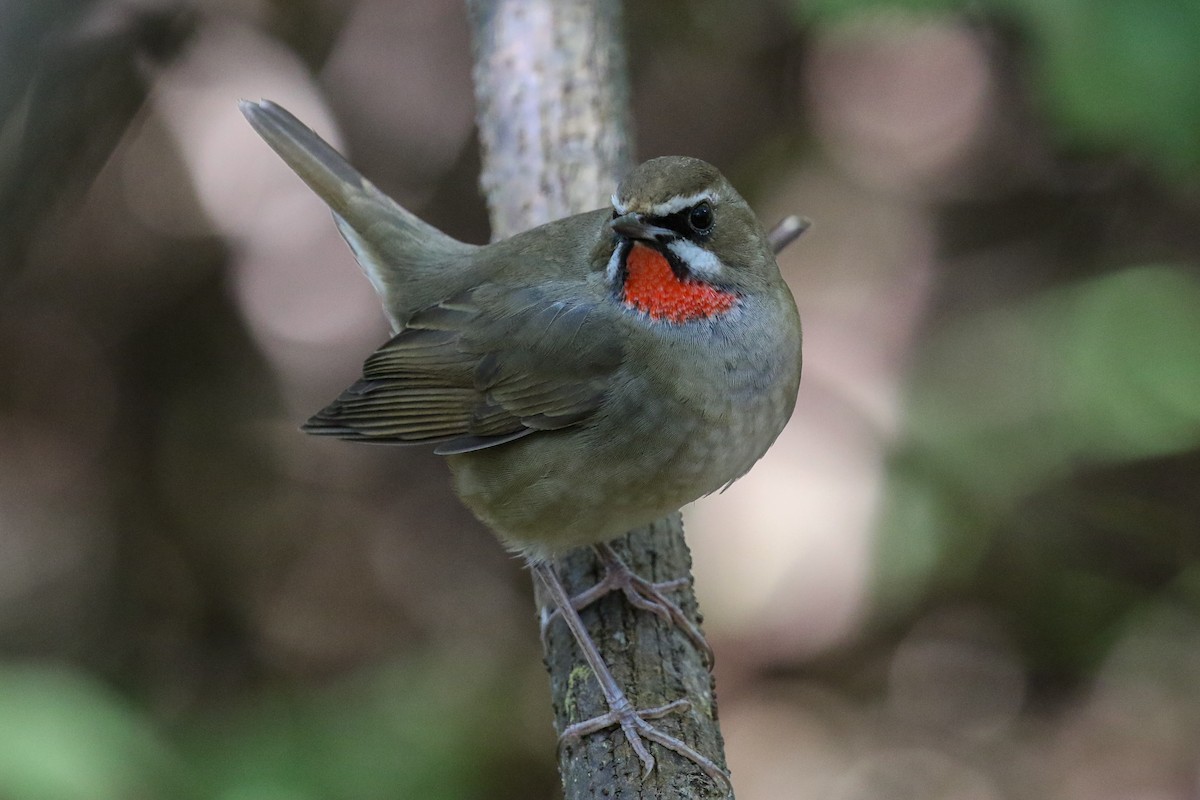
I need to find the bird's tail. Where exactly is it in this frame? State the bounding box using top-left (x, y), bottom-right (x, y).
top-left (239, 99), bottom-right (473, 325)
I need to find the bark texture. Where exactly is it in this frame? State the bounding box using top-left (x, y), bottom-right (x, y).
top-left (465, 2), bottom-right (731, 797)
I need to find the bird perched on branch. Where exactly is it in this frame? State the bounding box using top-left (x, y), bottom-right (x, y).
top-left (241, 99), bottom-right (803, 795)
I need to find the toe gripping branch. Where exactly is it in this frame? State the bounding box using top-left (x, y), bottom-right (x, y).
top-left (539, 543), bottom-right (714, 668)
top-left (534, 542), bottom-right (732, 797)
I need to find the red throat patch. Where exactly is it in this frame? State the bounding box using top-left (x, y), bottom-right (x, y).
top-left (621, 244), bottom-right (737, 323)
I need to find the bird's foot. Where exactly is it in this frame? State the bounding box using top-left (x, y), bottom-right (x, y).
top-left (560, 696), bottom-right (733, 796)
top-left (540, 543), bottom-right (714, 668)
top-left (533, 562), bottom-right (731, 797)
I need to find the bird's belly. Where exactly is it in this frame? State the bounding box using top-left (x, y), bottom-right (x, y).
top-left (447, 357), bottom-right (795, 561)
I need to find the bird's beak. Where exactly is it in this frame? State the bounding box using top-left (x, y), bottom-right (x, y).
top-left (611, 213), bottom-right (676, 243)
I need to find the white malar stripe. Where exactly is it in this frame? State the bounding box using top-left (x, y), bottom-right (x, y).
top-left (667, 239), bottom-right (725, 281)
top-left (605, 242), bottom-right (624, 285)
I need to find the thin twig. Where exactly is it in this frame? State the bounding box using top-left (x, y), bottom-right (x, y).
top-left (769, 215), bottom-right (812, 255)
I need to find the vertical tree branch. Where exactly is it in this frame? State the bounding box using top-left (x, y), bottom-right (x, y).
top-left (466, 0), bottom-right (630, 240)
top-left (465, 1), bottom-right (732, 797)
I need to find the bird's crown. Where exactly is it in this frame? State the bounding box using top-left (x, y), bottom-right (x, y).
top-left (611, 156), bottom-right (727, 216)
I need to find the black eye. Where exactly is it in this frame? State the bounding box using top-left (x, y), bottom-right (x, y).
top-left (688, 202), bottom-right (714, 233)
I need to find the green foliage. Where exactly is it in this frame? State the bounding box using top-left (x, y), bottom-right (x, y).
top-left (0, 657), bottom-right (527, 800)
top-left (180, 657), bottom-right (513, 800)
top-left (875, 265), bottom-right (1200, 663)
top-left (907, 264), bottom-right (1200, 473)
top-left (0, 666), bottom-right (193, 800)
top-left (1009, 0), bottom-right (1200, 174)
top-left (797, 0), bottom-right (1200, 175)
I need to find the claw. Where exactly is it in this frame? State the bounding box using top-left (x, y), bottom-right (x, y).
top-left (540, 543), bottom-right (715, 668)
top-left (560, 697), bottom-right (731, 794)
top-left (534, 561), bottom-right (732, 798)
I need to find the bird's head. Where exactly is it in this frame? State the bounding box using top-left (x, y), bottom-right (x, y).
top-left (606, 156), bottom-right (776, 323)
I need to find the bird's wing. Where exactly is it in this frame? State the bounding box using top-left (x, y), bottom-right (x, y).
top-left (303, 282), bottom-right (625, 454)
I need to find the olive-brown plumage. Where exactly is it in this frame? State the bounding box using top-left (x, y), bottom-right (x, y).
top-left (240, 101), bottom-right (801, 561)
top-left (241, 99), bottom-right (803, 790)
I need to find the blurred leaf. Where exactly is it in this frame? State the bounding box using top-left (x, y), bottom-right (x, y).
top-left (1012, 0), bottom-right (1200, 174)
top-left (181, 652), bottom-right (529, 800)
top-left (876, 265), bottom-right (1200, 610)
top-left (795, 0), bottom-right (1200, 175)
top-left (908, 264), bottom-right (1200, 489)
top-left (0, 665), bottom-right (191, 800)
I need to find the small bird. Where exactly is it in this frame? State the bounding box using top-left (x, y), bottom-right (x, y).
top-left (241, 99), bottom-right (803, 793)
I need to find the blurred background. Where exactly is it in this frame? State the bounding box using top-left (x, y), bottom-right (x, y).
top-left (2, 0), bottom-right (1199, 798)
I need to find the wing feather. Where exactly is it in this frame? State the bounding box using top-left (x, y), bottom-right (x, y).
top-left (303, 282), bottom-right (624, 450)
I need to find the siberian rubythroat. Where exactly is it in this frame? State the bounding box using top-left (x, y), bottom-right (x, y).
top-left (241, 99), bottom-right (802, 792)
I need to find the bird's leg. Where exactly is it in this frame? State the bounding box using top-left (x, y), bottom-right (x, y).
top-left (539, 542), bottom-right (714, 668)
top-left (531, 561), bottom-right (732, 795)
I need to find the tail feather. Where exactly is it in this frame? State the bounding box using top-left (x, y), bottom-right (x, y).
top-left (239, 99), bottom-right (473, 323)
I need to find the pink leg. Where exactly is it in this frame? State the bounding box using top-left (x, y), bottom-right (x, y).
top-left (532, 561), bottom-right (732, 795)
top-left (540, 543), bottom-right (714, 668)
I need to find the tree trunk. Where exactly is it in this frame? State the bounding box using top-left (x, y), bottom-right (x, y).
top-left (465, 1), bottom-right (732, 797)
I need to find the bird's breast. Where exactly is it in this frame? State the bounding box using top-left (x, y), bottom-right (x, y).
top-left (584, 296), bottom-right (801, 508)
top-left (448, 292), bottom-right (801, 560)
top-left (620, 244), bottom-right (737, 323)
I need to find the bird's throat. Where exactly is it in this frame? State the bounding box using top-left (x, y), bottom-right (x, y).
top-left (621, 244), bottom-right (736, 323)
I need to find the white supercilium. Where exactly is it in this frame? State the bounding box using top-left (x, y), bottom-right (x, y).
top-left (610, 191), bottom-right (719, 218)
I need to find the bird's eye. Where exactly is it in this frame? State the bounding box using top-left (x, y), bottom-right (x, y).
top-left (688, 202), bottom-right (714, 234)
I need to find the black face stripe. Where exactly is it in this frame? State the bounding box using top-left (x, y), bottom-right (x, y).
top-left (648, 203), bottom-right (713, 243)
top-left (613, 239), bottom-right (631, 295)
top-left (657, 241), bottom-right (696, 279)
